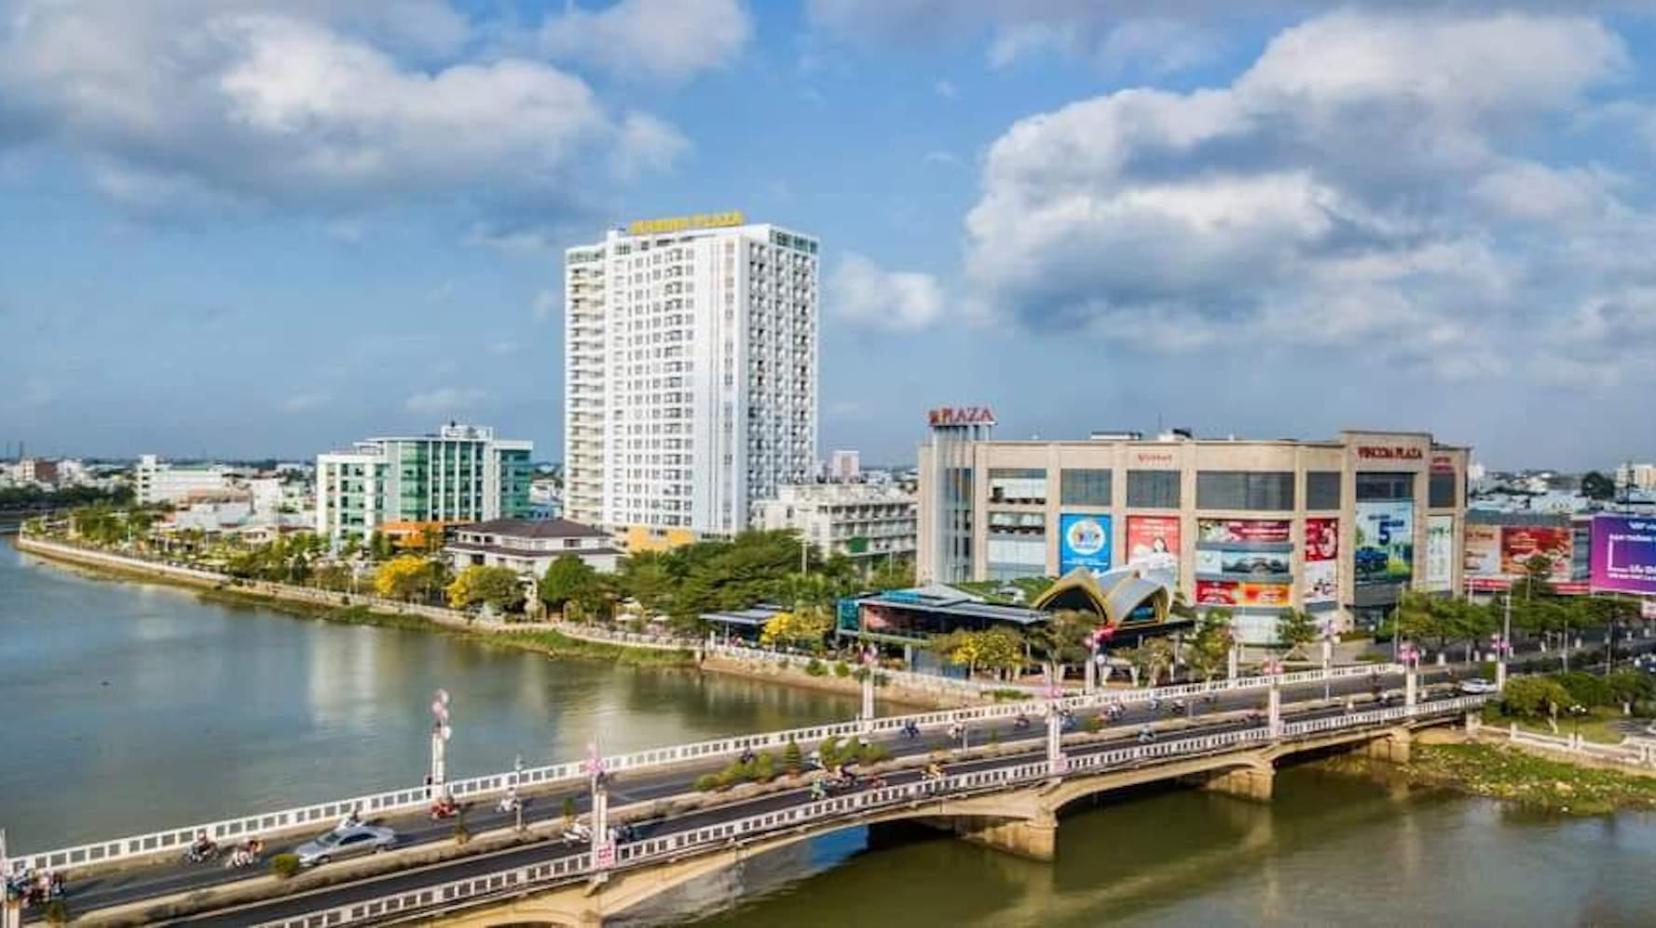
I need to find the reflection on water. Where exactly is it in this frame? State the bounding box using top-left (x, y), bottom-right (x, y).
top-left (0, 544), bottom-right (857, 850)
top-left (674, 762), bottom-right (1656, 927)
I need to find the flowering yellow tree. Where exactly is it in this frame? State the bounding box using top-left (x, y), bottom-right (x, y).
top-left (374, 555), bottom-right (431, 602)
top-left (760, 606), bottom-right (833, 651)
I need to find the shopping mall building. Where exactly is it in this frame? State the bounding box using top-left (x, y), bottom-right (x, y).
top-left (916, 409), bottom-right (1469, 643)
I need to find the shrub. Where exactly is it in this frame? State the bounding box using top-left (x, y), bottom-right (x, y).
top-left (783, 738), bottom-right (804, 775)
top-left (561, 796), bottom-right (576, 822)
top-left (1607, 670), bottom-right (1653, 707)
top-left (1501, 676), bottom-right (1572, 719)
top-left (694, 774), bottom-right (719, 792)
top-left (873, 672), bottom-right (890, 687)
top-left (1084, 715), bottom-right (1104, 733)
top-left (271, 853), bottom-right (303, 879)
top-left (988, 688), bottom-right (1027, 701)
top-left (833, 661), bottom-right (851, 678)
top-left (857, 742), bottom-right (890, 765)
top-left (818, 736), bottom-right (843, 766)
top-left (452, 821), bottom-right (471, 845)
top-left (805, 657), bottom-right (827, 677)
top-left (754, 752), bottom-right (777, 782)
top-left (1555, 671), bottom-right (1612, 708)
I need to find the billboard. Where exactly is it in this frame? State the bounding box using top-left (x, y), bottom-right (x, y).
top-left (1196, 579), bottom-right (1291, 607)
top-left (1500, 525), bottom-right (1572, 583)
top-left (1125, 515), bottom-right (1180, 587)
top-left (1058, 513), bottom-right (1113, 576)
top-left (1591, 516), bottom-right (1656, 596)
top-left (1197, 519), bottom-right (1291, 545)
top-left (1425, 515), bottom-right (1454, 592)
top-left (1303, 517), bottom-right (1339, 606)
top-left (1464, 524), bottom-right (1501, 578)
top-left (1354, 501), bottom-right (1413, 586)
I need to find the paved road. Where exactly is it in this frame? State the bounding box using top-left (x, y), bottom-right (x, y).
top-left (38, 669), bottom-right (1456, 922)
top-left (172, 690), bottom-right (1478, 928)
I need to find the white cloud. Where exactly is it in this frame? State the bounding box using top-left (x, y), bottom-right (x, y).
top-left (405, 387), bottom-right (485, 415)
top-left (963, 10), bottom-right (1648, 380)
top-left (0, 1), bottom-right (684, 218)
top-left (831, 253), bottom-right (946, 333)
top-left (531, 288), bottom-right (559, 322)
top-left (934, 79), bottom-right (957, 98)
top-left (540, 0), bottom-right (752, 83)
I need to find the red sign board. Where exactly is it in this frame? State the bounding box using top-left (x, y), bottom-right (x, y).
top-left (1431, 454), bottom-right (1456, 473)
top-left (1357, 446), bottom-right (1424, 461)
top-left (927, 406), bottom-right (996, 427)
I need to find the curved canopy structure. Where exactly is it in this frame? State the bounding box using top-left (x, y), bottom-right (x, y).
top-left (1031, 567), bottom-right (1171, 627)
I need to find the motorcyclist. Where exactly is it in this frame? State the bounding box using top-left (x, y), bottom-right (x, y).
top-left (1137, 725), bottom-right (1156, 744)
top-left (1014, 712), bottom-right (1031, 729)
top-left (187, 831), bottom-right (217, 862)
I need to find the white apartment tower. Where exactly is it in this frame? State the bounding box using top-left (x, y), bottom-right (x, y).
top-left (564, 212), bottom-right (819, 539)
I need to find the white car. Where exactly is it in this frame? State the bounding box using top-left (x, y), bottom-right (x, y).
top-left (1458, 679), bottom-right (1500, 695)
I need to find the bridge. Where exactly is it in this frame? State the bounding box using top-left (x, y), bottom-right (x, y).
top-left (2, 664), bottom-right (1479, 927)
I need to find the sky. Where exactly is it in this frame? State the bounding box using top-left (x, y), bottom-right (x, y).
top-left (3, 1), bottom-right (1656, 471)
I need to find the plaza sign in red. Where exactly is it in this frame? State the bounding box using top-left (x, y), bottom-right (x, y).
top-left (927, 406), bottom-right (997, 427)
top-left (1356, 446), bottom-right (1424, 461)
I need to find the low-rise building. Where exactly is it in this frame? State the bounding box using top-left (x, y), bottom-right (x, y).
top-left (446, 518), bottom-right (620, 577)
top-left (134, 454), bottom-right (234, 505)
top-left (752, 482), bottom-right (917, 567)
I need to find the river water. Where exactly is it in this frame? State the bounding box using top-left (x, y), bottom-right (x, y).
top-left (6, 542), bottom-right (1656, 927)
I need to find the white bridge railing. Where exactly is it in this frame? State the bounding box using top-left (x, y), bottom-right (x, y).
top-left (252, 696), bottom-right (1482, 928)
top-left (4, 663), bottom-right (1403, 876)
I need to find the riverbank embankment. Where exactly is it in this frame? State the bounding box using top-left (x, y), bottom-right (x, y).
top-left (11, 536), bottom-right (961, 708)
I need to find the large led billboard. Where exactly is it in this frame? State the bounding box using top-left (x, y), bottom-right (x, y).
top-left (1590, 516), bottom-right (1656, 595)
top-left (1354, 501), bottom-right (1413, 586)
top-left (1058, 513), bottom-right (1113, 576)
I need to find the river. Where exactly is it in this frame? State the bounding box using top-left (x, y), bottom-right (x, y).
top-left (6, 542), bottom-right (1656, 926)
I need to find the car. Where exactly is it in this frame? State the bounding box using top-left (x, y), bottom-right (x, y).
top-left (1458, 679), bottom-right (1500, 695)
top-left (1354, 548), bottom-right (1389, 577)
top-left (293, 824), bottom-right (398, 866)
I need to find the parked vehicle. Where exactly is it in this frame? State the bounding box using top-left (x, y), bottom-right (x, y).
top-left (1458, 679), bottom-right (1500, 695)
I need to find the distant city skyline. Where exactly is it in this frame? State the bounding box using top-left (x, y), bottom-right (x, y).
top-left (4, 2), bottom-right (1656, 470)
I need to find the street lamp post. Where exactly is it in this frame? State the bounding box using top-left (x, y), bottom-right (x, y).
top-left (512, 755), bottom-right (524, 833)
top-left (585, 743), bottom-right (612, 882)
top-left (1084, 624), bottom-right (1115, 695)
top-left (1321, 623), bottom-right (1337, 702)
top-left (429, 689), bottom-right (451, 801)
top-left (1261, 656), bottom-right (1283, 736)
top-left (858, 645), bottom-right (877, 733)
top-left (1045, 678), bottom-right (1066, 777)
top-left (1491, 632), bottom-right (1511, 692)
top-left (1400, 643), bottom-right (1421, 709)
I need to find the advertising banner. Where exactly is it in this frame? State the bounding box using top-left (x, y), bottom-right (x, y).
top-left (1464, 524), bottom-right (1502, 578)
top-left (1500, 525), bottom-right (1572, 582)
top-left (1303, 517), bottom-right (1339, 606)
top-left (1217, 550), bottom-right (1291, 578)
top-left (1591, 516), bottom-right (1656, 595)
top-left (1125, 515), bottom-right (1180, 587)
top-left (1058, 513), bottom-right (1113, 576)
top-left (1196, 579), bottom-right (1237, 606)
top-left (1195, 579), bottom-right (1290, 607)
top-left (1197, 519), bottom-right (1291, 545)
top-left (1425, 515), bottom-right (1454, 592)
top-left (1354, 501), bottom-right (1413, 586)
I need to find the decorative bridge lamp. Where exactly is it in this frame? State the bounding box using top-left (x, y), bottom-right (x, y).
top-left (1260, 657), bottom-right (1284, 735)
top-left (429, 689), bottom-right (452, 801)
top-left (1045, 678), bottom-right (1067, 777)
top-left (584, 742), bottom-right (613, 880)
top-left (1085, 624), bottom-right (1115, 695)
top-left (1399, 642), bottom-right (1421, 709)
top-left (1321, 624), bottom-right (1338, 701)
top-left (1490, 633), bottom-right (1512, 692)
top-left (859, 645), bottom-right (878, 732)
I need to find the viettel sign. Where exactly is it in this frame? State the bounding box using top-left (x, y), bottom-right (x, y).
top-left (928, 406), bottom-right (997, 427)
top-left (1356, 446), bottom-right (1424, 461)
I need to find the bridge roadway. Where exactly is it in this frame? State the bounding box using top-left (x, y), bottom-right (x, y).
top-left (36, 669), bottom-right (1450, 924)
top-left (175, 691), bottom-right (1474, 928)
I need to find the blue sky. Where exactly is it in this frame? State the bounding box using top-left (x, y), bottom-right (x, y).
top-left (3, 1), bottom-right (1655, 471)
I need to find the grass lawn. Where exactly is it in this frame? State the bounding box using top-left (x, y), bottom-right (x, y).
top-left (1487, 706), bottom-right (1640, 745)
top-left (1412, 743), bottom-right (1656, 814)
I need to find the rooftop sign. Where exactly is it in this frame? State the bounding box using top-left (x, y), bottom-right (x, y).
top-left (928, 407), bottom-right (997, 427)
top-left (627, 211), bottom-right (745, 236)
top-left (1356, 445), bottom-right (1423, 461)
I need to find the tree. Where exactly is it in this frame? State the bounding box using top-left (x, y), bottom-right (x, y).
top-left (446, 565), bottom-right (524, 613)
top-left (1188, 610), bottom-right (1235, 681)
top-left (1024, 609), bottom-right (1095, 684)
top-left (1500, 676), bottom-right (1572, 726)
top-left (759, 606), bottom-right (834, 651)
top-left (540, 555), bottom-right (601, 617)
top-left (1277, 609), bottom-right (1318, 659)
top-left (616, 551), bottom-right (675, 616)
top-left (369, 530), bottom-right (394, 562)
top-left (932, 627), bottom-right (1025, 680)
top-left (1581, 470), bottom-right (1617, 501)
top-left (867, 559), bottom-right (915, 592)
top-left (1125, 637), bottom-right (1176, 687)
top-left (374, 556), bottom-right (431, 602)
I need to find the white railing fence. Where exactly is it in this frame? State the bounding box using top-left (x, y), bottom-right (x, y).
top-left (251, 696), bottom-right (1480, 928)
top-left (4, 663), bottom-right (1406, 876)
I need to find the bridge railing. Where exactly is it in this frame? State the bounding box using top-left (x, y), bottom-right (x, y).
top-left (251, 695), bottom-right (1482, 928)
top-left (4, 663), bottom-right (1405, 876)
